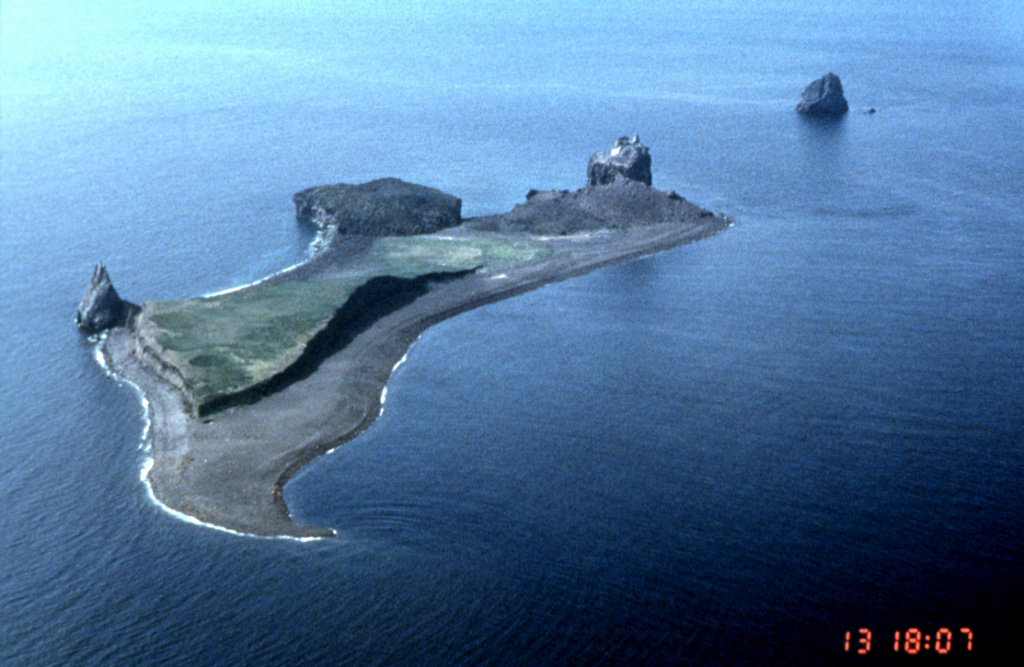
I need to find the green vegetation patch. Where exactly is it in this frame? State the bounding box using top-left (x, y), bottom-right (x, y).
top-left (146, 233), bottom-right (549, 408)
top-left (148, 276), bottom-right (365, 405)
top-left (364, 234), bottom-right (549, 275)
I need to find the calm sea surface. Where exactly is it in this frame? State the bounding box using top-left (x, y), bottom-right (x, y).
top-left (2, 1), bottom-right (1022, 664)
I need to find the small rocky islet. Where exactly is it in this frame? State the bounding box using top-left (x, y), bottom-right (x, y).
top-left (796, 71), bottom-right (850, 116)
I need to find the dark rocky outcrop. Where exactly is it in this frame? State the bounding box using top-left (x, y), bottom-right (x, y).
top-left (76, 264), bottom-right (139, 333)
top-left (797, 72), bottom-right (849, 116)
top-left (293, 177), bottom-right (462, 236)
top-left (467, 137), bottom-right (717, 235)
top-left (467, 180), bottom-right (714, 235)
top-left (586, 136), bottom-right (652, 187)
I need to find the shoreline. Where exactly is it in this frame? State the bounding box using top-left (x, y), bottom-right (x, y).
top-left (95, 336), bottom-right (334, 541)
top-left (99, 195), bottom-right (730, 538)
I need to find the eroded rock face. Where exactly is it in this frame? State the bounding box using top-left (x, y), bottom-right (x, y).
top-left (76, 264), bottom-right (138, 333)
top-left (586, 136), bottom-right (652, 187)
top-left (797, 72), bottom-right (849, 116)
top-left (293, 177), bottom-right (462, 236)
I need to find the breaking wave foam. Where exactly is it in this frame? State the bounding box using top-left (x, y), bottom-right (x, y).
top-left (202, 259), bottom-right (307, 298)
top-left (91, 337), bottom-right (333, 542)
top-left (137, 457), bottom-right (333, 542)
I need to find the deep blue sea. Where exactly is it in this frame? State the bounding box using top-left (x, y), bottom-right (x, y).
top-left (2, 1), bottom-right (1023, 665)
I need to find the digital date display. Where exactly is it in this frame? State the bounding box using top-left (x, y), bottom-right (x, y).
top-left (844, 627), bottom-right (974, 655)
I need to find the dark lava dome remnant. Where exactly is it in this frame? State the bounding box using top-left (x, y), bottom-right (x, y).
top-left (293, 177), bottom-right (462, 236)
top-left (586, 135), bottom-right (653, 186)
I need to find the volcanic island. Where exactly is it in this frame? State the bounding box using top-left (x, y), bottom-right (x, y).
top-left (79, 138), bottom-right (730, 538)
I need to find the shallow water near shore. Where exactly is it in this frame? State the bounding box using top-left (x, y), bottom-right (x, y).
top-left (2, 1), bottom-right (1023, 664)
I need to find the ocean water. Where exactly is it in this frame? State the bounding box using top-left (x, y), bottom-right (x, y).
top-left (2, 1), bottom-right (1023, 665)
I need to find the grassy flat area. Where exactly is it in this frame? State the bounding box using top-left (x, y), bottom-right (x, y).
top-left (146, 234), bottom-right (549, 408)
top-left (362, 235), bottom-right (548, 276)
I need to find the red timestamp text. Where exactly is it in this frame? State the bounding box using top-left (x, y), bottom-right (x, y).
top-left (843, 627), bottom-right (973, 655)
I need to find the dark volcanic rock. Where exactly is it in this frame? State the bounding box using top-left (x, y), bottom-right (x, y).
top-left (293, 178), bottom-right (462, 236)
top-left (797, 72), bottom-right (849, 116)
top-left (586, 136), bottom-right (652, 187)
top-left (76, 264), bottom-right (139, 333)
top-left (467, 180), bottom-right (713, 235)
top-left (467, 138), bottom-right (718, 234)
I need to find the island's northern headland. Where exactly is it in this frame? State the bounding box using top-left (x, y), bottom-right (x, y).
top-left (82, 138), bottom-right (730, 538)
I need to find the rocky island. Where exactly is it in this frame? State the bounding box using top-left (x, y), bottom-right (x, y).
top-left (796, 72), bottom-right (849, 116)
top-left (81, 138), bottom-right (730, 538)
